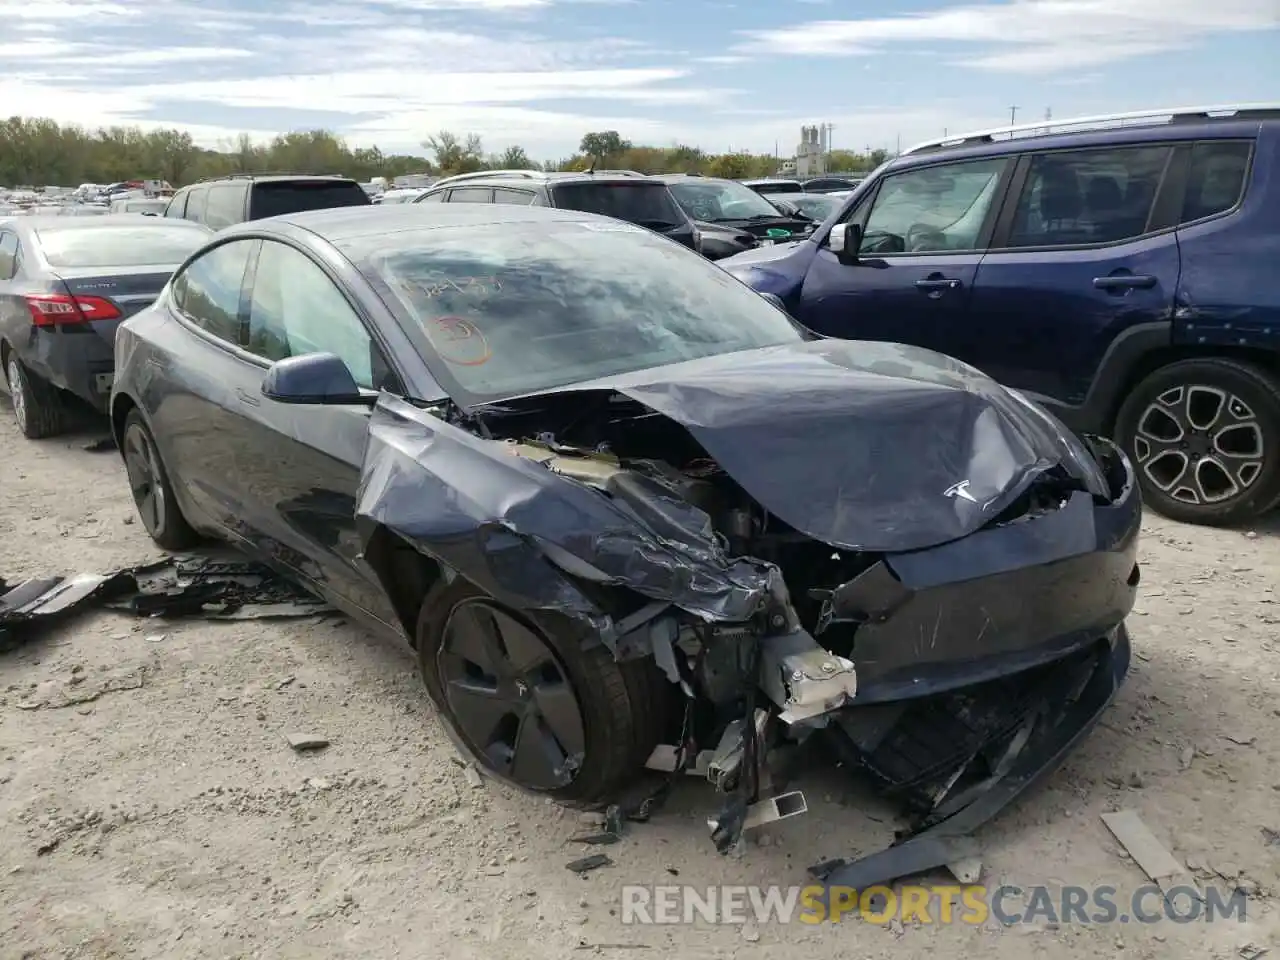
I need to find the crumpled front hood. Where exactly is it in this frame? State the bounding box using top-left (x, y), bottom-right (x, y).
top-left (552, 339), bottom-right (1105, 553)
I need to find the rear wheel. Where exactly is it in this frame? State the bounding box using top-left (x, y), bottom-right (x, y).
top-left (122, 409), bottom-right (199, 550)
top-left (416, 577), bottom-right (672, 806)
top-left (1114, 357), bottom-right (1280, 525)
top-left (6, 355), bottom-right (66, 439)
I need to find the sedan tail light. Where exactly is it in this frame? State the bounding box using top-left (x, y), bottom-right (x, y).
top-left (25, 294), bottom-right (122, 326)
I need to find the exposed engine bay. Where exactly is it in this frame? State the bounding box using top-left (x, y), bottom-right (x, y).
top-left (357, 337), bottom-right (1141, 888)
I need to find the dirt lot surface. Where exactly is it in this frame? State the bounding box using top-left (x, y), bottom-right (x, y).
top-left (2, 408), bottom-right (1279, 960)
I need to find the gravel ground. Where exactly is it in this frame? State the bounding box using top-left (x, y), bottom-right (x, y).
top-left (1, 406), bottom-right (1278, 960)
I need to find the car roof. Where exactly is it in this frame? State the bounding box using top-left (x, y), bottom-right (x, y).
top-left (183, 174), bottom-right (357, 188)
top-left (15, 214), bottom-right (209, 230)
top-left (430, 173), bottom-right (659, 189)
top-left (650, 174), bottom-right (739, 185)
top-left (227, 202), bottom-right (624, 242)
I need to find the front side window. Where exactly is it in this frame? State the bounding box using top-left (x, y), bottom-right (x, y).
top-left (1006, 145), bottom-right (1171, 248)
top-left (171, 239), bottom-right (254, 344)
top-left (344, 219), bottom-right (802, 403)
top-left (1181, 140), bottom-right (1251, 224)
top-left (859, 157), bottom-right (1009, 254)
top-left (416, 190), bottom-right (444, 203)
top-left (246, 240), bottom-right (383, 390)
top-left (164, 191), bottom-right (189, 219)
top-left (184, 187), bottom-right (210, 224)
top-left (667, 180), bottom-right (785, 222)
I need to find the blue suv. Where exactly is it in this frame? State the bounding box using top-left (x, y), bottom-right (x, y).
top-left (723, 104), bottom-right (1280, 526)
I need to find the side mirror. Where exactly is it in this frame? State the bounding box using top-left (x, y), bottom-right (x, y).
top-left (262, 352), bottom-right (372, 405)
top-left (828, 222), bottom-right (862, 265)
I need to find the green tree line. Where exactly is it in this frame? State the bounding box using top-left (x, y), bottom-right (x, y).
top-left (0, 116), bottom-right (892, 188)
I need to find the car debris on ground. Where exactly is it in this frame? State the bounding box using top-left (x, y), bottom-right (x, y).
top-left (0, 548), bottom-right (335, 648)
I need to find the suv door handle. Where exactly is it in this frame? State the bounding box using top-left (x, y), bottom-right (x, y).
top-left (914, 278), bottom-right (962, 291)
top-left (1093, 275), bottom-right (1157, 291)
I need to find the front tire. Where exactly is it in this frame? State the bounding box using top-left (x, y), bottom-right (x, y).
top-left (121, 409), bottom-right (199, 550)
top-left (416, 577), bottom-right (672, 806)
top-left (6, 355), bottom-right (66, 439)
top-left (1115, 357), bottom-right (1280, 525)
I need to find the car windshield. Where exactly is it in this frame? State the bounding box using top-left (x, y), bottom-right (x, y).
top-left (790, 194), bottom-right (841, 220)
top-left (35, 224), bottom-right (208, 267)
top-left (549, 182), bottom-right (684, 229)
top-left (348, 219), bottom-right (801, 402)
top-left (668, 180), bottom-right (784, 222)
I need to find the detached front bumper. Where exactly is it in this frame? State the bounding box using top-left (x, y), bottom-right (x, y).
top-left (812, 625), bottom-right (1130, 890)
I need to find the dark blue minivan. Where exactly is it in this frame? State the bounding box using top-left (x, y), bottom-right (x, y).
top-left (723, 104), bottom-right (1280, 526)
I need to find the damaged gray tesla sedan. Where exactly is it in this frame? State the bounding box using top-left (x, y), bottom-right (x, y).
top-left (111, 204), bottom-right (1140, 886)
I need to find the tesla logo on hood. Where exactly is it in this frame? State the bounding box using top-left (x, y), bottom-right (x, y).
top-left (942, 480), bottom-right (977, 503)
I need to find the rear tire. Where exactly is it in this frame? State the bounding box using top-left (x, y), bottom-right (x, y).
top-left (1114, 357), bottom-right (1280, 525)
top-left (121, 409), bottom-right (199, 550)
top-left (6, 355), bottom-right (66, 439)
top-left (416, 577), bottom-right (672, 807)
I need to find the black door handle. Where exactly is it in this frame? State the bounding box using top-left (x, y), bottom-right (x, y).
top-left (1093, 275), bottom-right (1157, 291)
top-left (914, 278), bottom-right (962, 291)
top-left (235, 387), bottom-right (260, 407)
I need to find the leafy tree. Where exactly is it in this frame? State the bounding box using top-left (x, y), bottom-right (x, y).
top-left (579, 130), bottom-right (631, 165)
top-left (493, 145), bottom-right (534, 169)
top-left (425, 131), bottom-right (486, 176)
top-left (708, 152), bottom-right (753, 179)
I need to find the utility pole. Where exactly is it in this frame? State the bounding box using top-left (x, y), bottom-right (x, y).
top-left (1009, 105), bottom-right (1018, 125)
top-left (895, 132), bottom-right (901, 155)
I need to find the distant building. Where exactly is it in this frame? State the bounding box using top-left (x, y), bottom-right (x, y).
top-left (795, 125), bottom-right (828, 177)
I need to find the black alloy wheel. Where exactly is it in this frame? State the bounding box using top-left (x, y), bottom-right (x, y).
top-left (416, 577), bottom-right (672, 806)
top-left (437, 598), bottom-right (587, 790)
top-left (121, 409), bottom-right (198, 550)
top-left (1115, 357), bottom-right (1280, 525)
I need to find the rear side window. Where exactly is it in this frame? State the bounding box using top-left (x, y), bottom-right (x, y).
top-left (33, 225), bottom-right (209, 268)
top-left (204, 183), bottom-right (247, 229)
top-left (171, 239), bottom-right (254, 344)
top-left (492, 188), bottom-right (534, 205)
top-left (448, 187), bottom-right (492, 203)
top-left (417, 190), bottom-right (444, 203)
top-left (1006, 145), bottom-right (1171, 248)
top-left (1181, 140), bottom-right (1251, 224)
top-left (551, 183), bottom-right (685, 227)
top-left (248, 181), bottom-right (371, 219)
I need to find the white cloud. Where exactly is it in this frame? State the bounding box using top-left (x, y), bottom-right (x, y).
top-left (737, 0), bottom-right (1280, 72)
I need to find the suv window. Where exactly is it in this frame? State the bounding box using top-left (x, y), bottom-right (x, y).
top-left (551, 182), bottom-right (684, 227)
top-left (859, 157), bottom-right (1008, 254)
top-left (164, 191), bottom-right (189, 219)
top-left (1181, 140), bottom-right (1251, 224)
top-left (0, 232), bottom-right (17, 279)
top-left (418, 190), bottom-right (444, 203)
top-left (492, 188), bottom-right (534, 205)
top-left (246, 240), bottom-right (386, 390)
top-left (185, 186), bottom-right (210, 225)
top-left (1007, 145), bottom-right (1171, 248)
top-left (204, 183), bottom-right (247, 229)
top-left (171, 239), bottom-right (253, 344)
top-left (247, 180), bottom-right (371, 220)
top-left (448, 187), bottom-right (492, 203)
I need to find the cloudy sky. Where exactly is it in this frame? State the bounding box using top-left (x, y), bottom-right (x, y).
top-left (1, 0), bottom-right (1277, 158)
